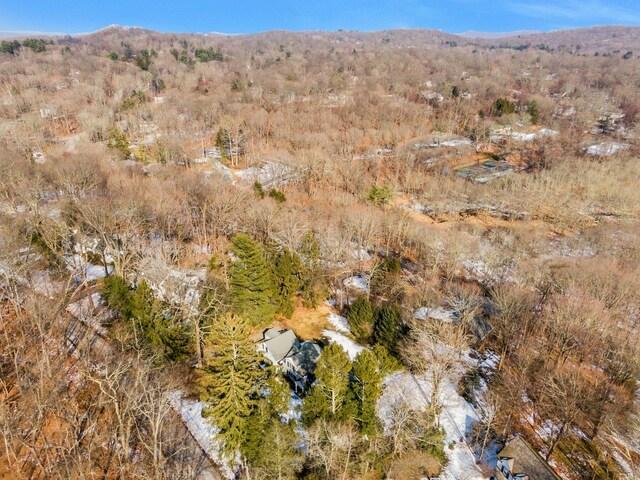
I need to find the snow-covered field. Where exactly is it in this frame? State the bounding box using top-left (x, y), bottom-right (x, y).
top-left (508, 128), bottom-right (558, 142)
top-left (491, 128), bottom-right (558, 143)
top-left (416, 138), bottom-right (473, 149)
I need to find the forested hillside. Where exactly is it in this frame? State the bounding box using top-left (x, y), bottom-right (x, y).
top-left (0, 25), bottom-right (639, 479)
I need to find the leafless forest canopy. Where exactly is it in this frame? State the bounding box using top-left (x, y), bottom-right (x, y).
top-left (0, 25), bottom-right (639, 480)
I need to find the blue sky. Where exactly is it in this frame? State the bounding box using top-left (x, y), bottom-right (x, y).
top-left (1, 0), bottom-right (639, 34)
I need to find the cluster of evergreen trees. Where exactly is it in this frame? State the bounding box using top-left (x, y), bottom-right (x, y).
top-left (196, 308), bottom-right (398, 477)
top-left (100, 231), bottom-right (324, 360)
top-left (229, 232), bottom-right (324, 325)
top-left (107, 43), bottom-right (157, 71)
top-left (0, 38), bottom-right (51, 55)
top-left (302, 343), bottom-right (394, 434)
top-left (170, 45), bottom-right (224, 65)
top-left (102, 275), bottom-right (190, 360)
top-left (346, 257), bottom-right (408, 356)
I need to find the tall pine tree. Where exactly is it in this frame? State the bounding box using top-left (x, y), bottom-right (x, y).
top-left (229, 234), bottom-right (276, 325)
top-left (271, 247), bottom-right (302, 318)
top-left (198, 313), bottom-right (266, 457)
top-left (101, 275), bottom-right (133, 319)
top-left (130, 279), bottom-right (190, 360)
top-left (303, 343), bottom-right (352, 422)
top-left (372, 305), bottom-right (404, 356)
top-left (351, 349), bottom-right (383, 436)
top-left (244, 373), bottom-right (303, 479)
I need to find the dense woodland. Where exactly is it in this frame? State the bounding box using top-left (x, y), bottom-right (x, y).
top-left (0, 25), bottom-right (639, 479)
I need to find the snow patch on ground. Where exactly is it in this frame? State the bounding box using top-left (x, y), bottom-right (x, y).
top-left (169, 391), bottom-right (236, 479)
top-left (349, 247), bottom-right (372, 262)
top-left (440, 138), bottom-right (473, 147)
top-left (66, 255), bottom-right (112, 282)
top-left (586, 142), bottom-right (629, 156)
top-left (508, 128), bottom-right (558, 141)
top-left (326, 312), bottom-right (351, 333)
top-left (322, 329), bottom-right (364, 360)
top-left (29, 270), bottom-right (58, 298)
top-left (343, 275), bottom-right (369, 292)
top-left (234, 162), bottom-right (296, 187)
top-left (416, 138), bottom-right (473, 149)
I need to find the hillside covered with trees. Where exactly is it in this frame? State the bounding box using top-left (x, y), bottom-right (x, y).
top-left (0, 25), bottom-right (639, 479)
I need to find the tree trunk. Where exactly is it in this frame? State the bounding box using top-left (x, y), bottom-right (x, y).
top-left (546, 421), bottom-right (566, 461)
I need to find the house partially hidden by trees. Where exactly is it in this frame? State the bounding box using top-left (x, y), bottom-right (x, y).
top-left (494, 436), bottom-right (561, 480)
top-left (257, 328), bottom-right (322, 393)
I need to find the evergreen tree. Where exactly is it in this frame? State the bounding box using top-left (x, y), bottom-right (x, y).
top-left (367, 184), bottom-right (392, 207)
top-left (216, 127), bottom-right (230, 162)
top-left (372, 305), bottom-right (404, 356)
top-left (493, 97), bottom-right (516, 116)
top-left (147, 308), bottom-right (191, 361)
top-left (271, 247), bottom-right (302, 318)
top-left (528, 99), bottom-right (540, 124)
top-left (268, 188), bottom-right (286, 203)
top-left (22, 38), bottom-right (47, 52)
top-left (107, 126), bottom-right (131, 158)
top-left (266, 372), bottom-right (292, 417)
top-left (229, 234), bottom-right (276, 325)
top-left (198, 313), bottom-right (266, 457)
top-left (250, 420), bottom-right (303, 479)
top-left (303, 343), bottom-right (351, 422)
top-left (130, 279), bottom-right (190, 360)
top-left (253, 181), bottom-right (265, 198)
top-left (0, 40), bottom-right (21, 55)
top-left (347, 296), bottom-right (374, 342)
top-left (131, 278), bottom-right (155, 327)
top-left (370, 257), bottom-right (406, 306)
top-left (372, 344), bottom-right (401, 375)
top-left (351, 349), bottom-right (383, 436)
top-left (244, 372), bottom-right (296, 469)
top-left (101, 275), bottom-right (133, 319)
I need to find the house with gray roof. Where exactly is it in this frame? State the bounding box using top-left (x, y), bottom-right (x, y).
top-left (258, 328), bottom-right (322, 393)
top-left (494, 436), bottom-right (561, 480)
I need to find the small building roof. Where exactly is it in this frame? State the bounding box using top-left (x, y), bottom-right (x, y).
top-left (498, 436), bottom-right (561, 480)
top-left (261, 329), bottom-right (299, 364)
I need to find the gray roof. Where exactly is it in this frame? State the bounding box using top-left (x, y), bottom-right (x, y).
top-left (262, 329), bottom-right (299, 364)
top-left (288, 342), bottom-right (322, 377)
top-left (498, 436), bottom-right (561, 480)
top-left (264, 328), bottom-right (283, 340)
